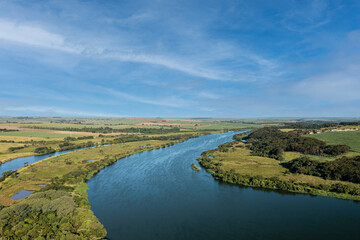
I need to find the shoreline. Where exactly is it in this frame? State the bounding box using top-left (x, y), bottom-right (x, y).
top-left (198, 137), bottom-right (360, 202)
top-left (0, 131), bottom-right (212, 238)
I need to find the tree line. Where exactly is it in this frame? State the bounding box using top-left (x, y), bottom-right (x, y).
top-left (284, 156), bottom-right (360, 184)
top-left (25, 126), bottom-right (182, 134)
top-left (244, 127), bottom-right (350, 160)
top-left (198, 140), bottom-right (360, 197)
top-left (283, 121), bottom-right (360, 129)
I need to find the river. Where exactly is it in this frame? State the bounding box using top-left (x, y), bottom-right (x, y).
top-left (0, 145), bottom-right (102, 176)
top-left (87, 132), bottom-right (360, 240)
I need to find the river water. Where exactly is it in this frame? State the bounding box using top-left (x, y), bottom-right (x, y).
top-left (0, 145), bottom-right (103, 176)
top-left (0, 149), bottom-right (73, 176)
top-left (85, 132), bottom-right (359, 239)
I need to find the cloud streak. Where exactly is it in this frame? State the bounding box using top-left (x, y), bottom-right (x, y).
top-left (4, 106), bottom-right (124, 117)
top-left (0, 19), bottom-right (81, 53)
top-left (1, 0), bottom-right (359, 118)
top-left (0, 15), bottom-right (279, 82)
top-left (101, 87), bottom-right (192, 108)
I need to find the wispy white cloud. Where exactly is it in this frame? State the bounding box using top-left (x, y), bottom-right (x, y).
top-left (99, 86), bottom-right (192, 108)
top-left (104, 12), bottom-right (154, 26)
top-left (279, 0), bottom-right (335, 32)
top-left (0, 13), bottom-right (279, 82)
top-left (290, 71), bottom-right (360, 103)
top-left (102, 52), bottom-right (227, 81)
top-left (1, 0), bottom-right (358, 118)
top-left (0, 18), bottom-right (228, 80)
top-left (197, 91), bottom-right (221, 100)
top-left (0, 19), bottom-right (81, 53)
top-left (4, 106), bottom-right (124, 117)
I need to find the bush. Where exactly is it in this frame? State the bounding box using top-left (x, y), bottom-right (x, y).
top-left (284, 156), bottom-right (360, 184)
top-left (34, 147), bottom-right (55, 155)
top-left (245, 127), bottom-right (350, 160)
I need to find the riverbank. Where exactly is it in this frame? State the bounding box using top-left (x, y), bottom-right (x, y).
top-left (86, 131), bottom-right (242, 239)
top-left (198, 133), bottom-right (360, 201)
top-left (0, 152), bottom-right (36, 164)
top-left (0, 136), bottom-right (103, 165)
top-left (0, 132), bottom-right (202, 239)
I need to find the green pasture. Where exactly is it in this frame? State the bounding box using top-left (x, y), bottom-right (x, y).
top-left (0, 131), bottom-right (81, 138)
top-left (306, 131), bottom-right (360, 153)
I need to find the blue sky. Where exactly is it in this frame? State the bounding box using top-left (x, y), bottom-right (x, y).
top-left (0, 0), bottom-right (360, 118)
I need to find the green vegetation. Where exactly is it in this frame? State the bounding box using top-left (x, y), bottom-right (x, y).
top-left (246, 127), bottom-right (350, 160)
top-left (0, 116), bottom-right (297, 134)
top-left (307, 131), bottom-right (360, 153)
top-left (1, 117), bottom-right (359, 238)
top-left (0, 117), bottom-right (271, 164)
top-left (0, 189), bottom-right (107, 239)
top-left (26, 126), bottom-right (183, 134)
top-left (34, 146), bottom-right (56, 155)
top-left (0, 170), bottom-right (17, 183)
top-left (0, 131), bottom-right (81, 138)
top-left (283, 121), bottom-right (360, 130)
top-left (0, 131), bottom-right (202, 239)
top-left (191, 163), bottom-right (200, 171)
top-left (284, 156), bottom-right (360, 184)
top-left (7, 145), bottom-right (27, 152)
top-left (198, 127), bottom-right (360, 201)
top-left (0, 129), bottom-right (19, 132)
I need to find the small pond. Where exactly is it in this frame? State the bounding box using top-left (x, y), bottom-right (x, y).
top-left (10, 190), bottom-right (35, 199)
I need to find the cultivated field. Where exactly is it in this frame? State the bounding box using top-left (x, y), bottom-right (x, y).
top-left (0, 131), bottom-right (81, 138)
top-left (307, 131), bottom-right (360, 153)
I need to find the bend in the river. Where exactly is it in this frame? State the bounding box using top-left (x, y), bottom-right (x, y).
top-left (87, 132), bottom-right (360, 240)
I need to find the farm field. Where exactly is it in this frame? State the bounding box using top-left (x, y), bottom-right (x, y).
top-left (1, 117), bottom-right (360, 239)
top-left (282, 151), bottom-right (360, 163)
top-left (0, 130), bottom-right (81, 138)
top-left (0, 118), bottom-right (360, 236)
top-left (307, 131), bottom-right (360, 153)
top-left (0, 117), bottom-right (291, 132)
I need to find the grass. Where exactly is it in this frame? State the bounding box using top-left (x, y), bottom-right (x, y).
top-left (0, 135), bottom-right (58, 142)
top-left (279, 128), bottom-right (295, 132)
top-left (210, 144), bottom-right (286, 178)
top-left (3, 117), bottom-right (286, 132)
top-left (306, 131), bottom-right (360, 152)
top-left (0, 143), bottom-right (40, 163)
top-left (0, 131), bottom-right (81, 138)
top-left (0, 128), bottom-right (205, 238)
top-left (282, 151), bottom-right (302, 161)
top-left (0, 139), bottom-right (176, 205)
top-left (0, 135), bottom-right (104, 163)
top-left (0, 143), bottom-right (25, 153)
top-left (190, 163), bottom-right (200, 171)
top-left (0, 129), bottom-right (204, 165)
top-left (303, 151), bottom-right (360, 162)
top-left (282, 151), bottom-right (360, 163)
top-left (201, 142), bottom-right (360, 201)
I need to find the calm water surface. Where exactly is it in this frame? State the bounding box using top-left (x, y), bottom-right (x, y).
top-left (0, 145), bottom-right (103, 176)
top-left (87, 132), bottom-right (360, 240)
top-left (10, 190), bottom-right (35, 199)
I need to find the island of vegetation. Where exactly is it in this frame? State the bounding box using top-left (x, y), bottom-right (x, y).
top-left (198, 123), bottom-right (360, 201)
top-left (191, 163), bottom-right (200, 171)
